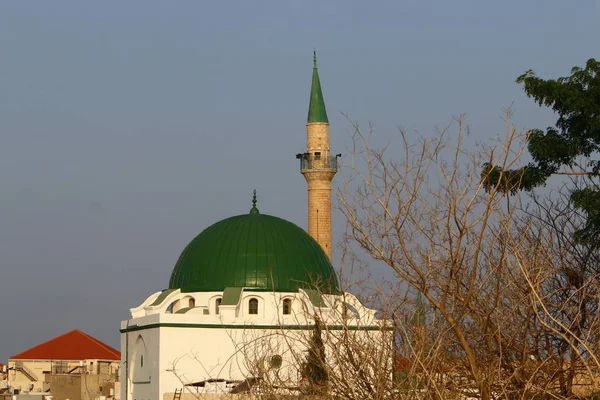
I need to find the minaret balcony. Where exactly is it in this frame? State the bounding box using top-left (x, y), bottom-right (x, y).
top-left (296, 153), bottom-right (339, 172)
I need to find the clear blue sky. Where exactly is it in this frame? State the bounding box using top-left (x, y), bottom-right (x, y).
top-left (0, 1), bottom-right (597, 361)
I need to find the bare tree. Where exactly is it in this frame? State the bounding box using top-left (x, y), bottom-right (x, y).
top-left (336, 111), bottom-right (556, 399)
top-left (166, 111), bottom-right (600, 399)
top-left (163, 111), bottom-right (600, 400)
top-left (511, 182), bottom-right (600, 397)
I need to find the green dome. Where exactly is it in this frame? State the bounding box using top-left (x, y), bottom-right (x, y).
top-left (169, 208), bottom-right (340, 293)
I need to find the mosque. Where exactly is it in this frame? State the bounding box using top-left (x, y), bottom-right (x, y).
top-left (120, 54), bottom-right (390, 400)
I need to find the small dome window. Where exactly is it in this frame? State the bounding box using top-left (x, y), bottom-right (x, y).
top-left (188, 298), bottom-right (195, 308)
top-left (215, 298), bottom-right (222, 315)
top-left (166, 300), bottom-right (179, 314)
top-left (248, 298), bottom-right (259, 315)
top-left (282, 298), bottom-right (292, 315)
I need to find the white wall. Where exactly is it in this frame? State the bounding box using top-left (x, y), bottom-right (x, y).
top-left (121, 323), bottom-right (160, 400)
top-left (121, 289), bottom-right (390, 400)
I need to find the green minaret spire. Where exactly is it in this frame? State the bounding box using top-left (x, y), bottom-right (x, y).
top-left (307, 51), bottom-right (329, 123)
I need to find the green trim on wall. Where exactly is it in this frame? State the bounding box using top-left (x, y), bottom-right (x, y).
top-left (120, 322), bottom-right (392, 333)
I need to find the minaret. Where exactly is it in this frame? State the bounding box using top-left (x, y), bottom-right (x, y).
top-left (297, 52), bottom-right (339, 261)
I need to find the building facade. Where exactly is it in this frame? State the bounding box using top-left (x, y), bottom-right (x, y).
top-left (6, 329), bottom-right (120, 400)
top-left (120, 54), bottom-right (390, 400)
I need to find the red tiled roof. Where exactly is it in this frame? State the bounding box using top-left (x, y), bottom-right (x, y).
top-left (9, 330), bottom-right (120, 361)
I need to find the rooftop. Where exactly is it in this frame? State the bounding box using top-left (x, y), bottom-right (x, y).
top-left (9, 329), bottom-right (120, 361)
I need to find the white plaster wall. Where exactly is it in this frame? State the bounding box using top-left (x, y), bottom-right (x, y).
top-left (120, 324), bottom-right (160, 400)
top-left (121, 289), bottom-right (389, 400)
top-left (158, 326), bottom-right (244, 393)
top-left (157, 325), bottom-right (316, 393)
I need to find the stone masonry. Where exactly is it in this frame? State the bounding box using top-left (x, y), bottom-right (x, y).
top-left (302, 122), bottom-right (336, 261)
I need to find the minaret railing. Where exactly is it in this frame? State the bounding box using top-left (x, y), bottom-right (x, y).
top-left (297, 154), bottom-right (338, 172)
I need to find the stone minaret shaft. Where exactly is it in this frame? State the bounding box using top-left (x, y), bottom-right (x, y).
top-left (298, 52), bottom-right (338, 261)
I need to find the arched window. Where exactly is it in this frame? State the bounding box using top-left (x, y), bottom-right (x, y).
top-left (282, 298), bottom-right (292, 315)
top-left (248, 298), bottom-right (259, 315)
top-left (140, 355), bottom-right (144, 368)
top-left (188, 298), bottom-right (195, 308)
top-left (215, 298), bottom-right (222, 315)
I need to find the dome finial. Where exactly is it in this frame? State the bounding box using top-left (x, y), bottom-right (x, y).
top-left (250, 189), bottom-right (259, 215)
top-left (313, 49), bottom-right (317, 68)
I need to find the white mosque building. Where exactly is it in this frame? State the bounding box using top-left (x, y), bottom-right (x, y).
top-left (120, 54), bottom-right (390, 400)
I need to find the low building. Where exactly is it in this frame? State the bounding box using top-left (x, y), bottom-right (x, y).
top-left (7, 329), bottom-right (120, 400)
top-left (1, 362), bottom-right (8, 395)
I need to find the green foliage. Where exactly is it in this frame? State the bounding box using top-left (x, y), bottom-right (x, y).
top-left (571, 186), bottom-right (600, 245)
top-left (482, 58), bottom-right (600, 245)
top-left (481, 162), bottom-right (550, 194)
